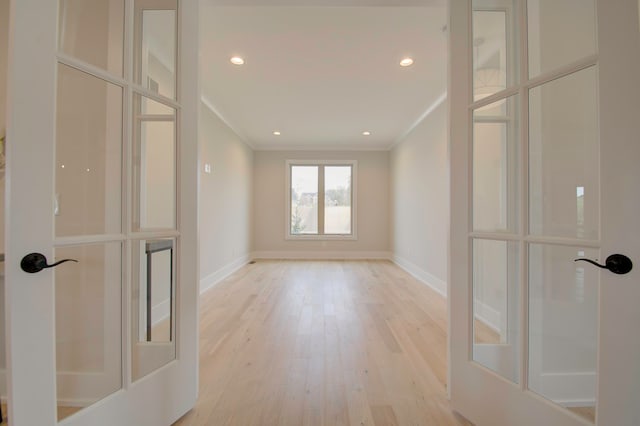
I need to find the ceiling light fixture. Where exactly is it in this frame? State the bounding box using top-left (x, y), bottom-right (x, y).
top-left (399, 58), bottom-right (414, 67)
top-left (362, 131), bottom-right (371, 136)
top-left (273, 131), bottom-right (281, 136)
top-left (230, 56), bottom-right (245, 65)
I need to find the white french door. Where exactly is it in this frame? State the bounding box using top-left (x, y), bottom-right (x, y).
top-left (449, 0), bottom-right (640, 425)
top-left (4, 0), bottom-right (199, 425)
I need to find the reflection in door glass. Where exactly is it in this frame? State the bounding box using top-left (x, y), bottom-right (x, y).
top-left (132, 239), bottom-right (176, 381)
top-left (472, 1), bottom-right (520, 99)
top-left (134, 0), bottom-right (177, 99)
top-left (529, 244), bottom-right (598, 424)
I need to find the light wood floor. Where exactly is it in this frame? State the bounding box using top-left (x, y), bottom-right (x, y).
top-left (173, 260), bottom-right (471, 426)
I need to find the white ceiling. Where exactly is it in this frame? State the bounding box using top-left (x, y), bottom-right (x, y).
top-left (200, 2), bottom-right (447, 150)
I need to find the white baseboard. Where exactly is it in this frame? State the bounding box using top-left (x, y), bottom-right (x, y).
top-left (538, 371), bottom-right (596, 407)
top-left (200, 254), bottom-right (252, 295)
top-left (473, 300), bottom-right (501, 334)
top-left (251, 250), bottom-right (392, 260)
top-left (392, 255), bottom-right (447, 297)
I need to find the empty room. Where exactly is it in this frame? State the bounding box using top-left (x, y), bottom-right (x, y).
top-left (1, 0), bottom-right (639, 425)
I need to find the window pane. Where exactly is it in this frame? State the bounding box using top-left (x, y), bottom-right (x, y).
top-left (291, 166), bottom-right (318, 234)
top-left (324, 166), bottom-right (352, 235)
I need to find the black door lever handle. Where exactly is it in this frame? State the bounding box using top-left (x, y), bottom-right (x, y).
top-left (574, 254), bottom-right (633, 275)
top-left (20, 252), bottom-right (78, 273)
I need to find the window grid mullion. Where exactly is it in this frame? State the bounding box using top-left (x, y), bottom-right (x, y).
top-left (318, 166), bottom-right (325, 235)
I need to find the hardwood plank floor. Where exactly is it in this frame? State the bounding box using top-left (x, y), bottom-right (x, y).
top-left (173, 260), bottom-right (471, 426)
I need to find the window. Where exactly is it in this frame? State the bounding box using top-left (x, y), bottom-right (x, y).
top-left (286, 160), bottom-right (357, 239)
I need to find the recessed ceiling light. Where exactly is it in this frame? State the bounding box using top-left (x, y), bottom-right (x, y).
top-left (399, 58), bottom-right (414, 67)
top-left (230, 56), bottom-right (245, 65)
top-left (362, 131), bottom-right (371, 136)
top-left (273, 131), bottom-right (281, 136)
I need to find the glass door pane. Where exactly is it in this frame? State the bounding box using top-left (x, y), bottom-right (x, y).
top-left (133, 94), bottom-right (176, 231)
top-left (528, 67), bottom-right (599, 240)
top-left (59, 0), bottom-right (125, 76)
top-left (473, 95), bottom-right (519, 233)
top-left (472, 239), bottom-right (520, 383)
top-left (527, 0), bottom-right (596, 78)
top-left (528, 244), bottom-right (598, 424)
top-left (56, 64), bottom-right (123, 237)
top-left (55, 243), bottom-right (122, 421)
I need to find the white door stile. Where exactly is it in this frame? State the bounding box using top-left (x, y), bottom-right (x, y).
top-left (175, 0), bottom-right (200, 400)
top-left (5, 0), bottom-right (58, 424)
top-left (447, 0), bottom-right (472, 407)
top-left (595, 0), bottom-right (640, 424)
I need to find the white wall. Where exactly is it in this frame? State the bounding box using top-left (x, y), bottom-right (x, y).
top-left (390, 101), bottom-right (449, 295)
top-left (253, 150), bottom-right (389, 258)
top-left (199, 103), bottom-right (253, 291)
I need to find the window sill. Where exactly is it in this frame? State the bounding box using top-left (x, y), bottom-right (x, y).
top-left (285, 233), bottom-right (357, 241)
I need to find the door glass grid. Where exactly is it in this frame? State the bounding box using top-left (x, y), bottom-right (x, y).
top-left (55, 4), bottom-right (127, 418)
top-left (53, 0), bottom-right (181, 420)
top-left (470, 0), bottom-right (600, 423)
top-left (470, 2), bottom-right (521, 384)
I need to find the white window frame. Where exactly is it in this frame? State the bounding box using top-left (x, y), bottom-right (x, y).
top-left (285, 159), bottom-right (357, 240)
